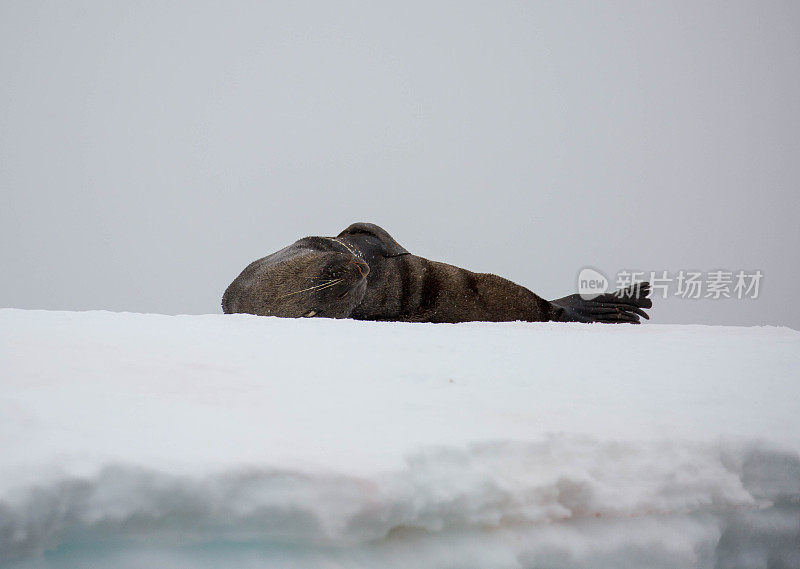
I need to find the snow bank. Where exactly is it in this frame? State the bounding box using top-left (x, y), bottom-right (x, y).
top-left (1, 309), bottom-right (799, 568)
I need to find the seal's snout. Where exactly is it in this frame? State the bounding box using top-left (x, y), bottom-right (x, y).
top-left (350, 259), bottom-right (370, 278)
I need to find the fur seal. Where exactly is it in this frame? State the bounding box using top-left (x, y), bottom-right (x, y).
top-left (222, 222), bottom-right (652, 323)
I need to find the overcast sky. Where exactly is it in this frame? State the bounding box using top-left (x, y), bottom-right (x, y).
top-left (2, 1), bottom-right (798, 329)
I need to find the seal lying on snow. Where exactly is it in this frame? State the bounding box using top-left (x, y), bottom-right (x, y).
top-left (222, 222), bottom-right (652, 323)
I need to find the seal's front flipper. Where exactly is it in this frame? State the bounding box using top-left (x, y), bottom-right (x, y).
top-left (551, 282), bottom-right (652, 324)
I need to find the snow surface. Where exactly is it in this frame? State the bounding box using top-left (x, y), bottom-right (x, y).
top-left (1, 308), bottom-right (799, 568)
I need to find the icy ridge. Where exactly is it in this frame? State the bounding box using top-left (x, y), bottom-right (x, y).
top-left (3, 436), bottom-right (799, 561)
top-left (1, 309), bottom-right (799, 567)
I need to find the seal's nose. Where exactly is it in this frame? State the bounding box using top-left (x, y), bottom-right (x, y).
top-left (349, 259), bottom-right (370, 278)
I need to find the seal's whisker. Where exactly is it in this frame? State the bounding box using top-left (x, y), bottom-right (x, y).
top-left (310, 279), bottom-right (344, 293)
top-left (277, 281), bottom-right (339, 298)
top-left (277, 279), bottom-right (344, 299)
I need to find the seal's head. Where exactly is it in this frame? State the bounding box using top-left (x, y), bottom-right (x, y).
top-left (222, 239), bottom-right (370, 318)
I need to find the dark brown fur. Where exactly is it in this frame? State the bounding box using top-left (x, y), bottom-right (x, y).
top-left (222, 223), bottom-right (652, 324)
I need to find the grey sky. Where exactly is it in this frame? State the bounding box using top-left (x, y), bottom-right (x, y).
top-left (2, 1), bottom-right (798, 328)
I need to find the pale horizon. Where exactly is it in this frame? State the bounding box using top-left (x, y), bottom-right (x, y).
top-left (2, 2), bottom-right (798, 329)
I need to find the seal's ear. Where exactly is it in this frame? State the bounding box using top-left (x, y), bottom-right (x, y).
top-left (337, 222), bottom-right (409, 257)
